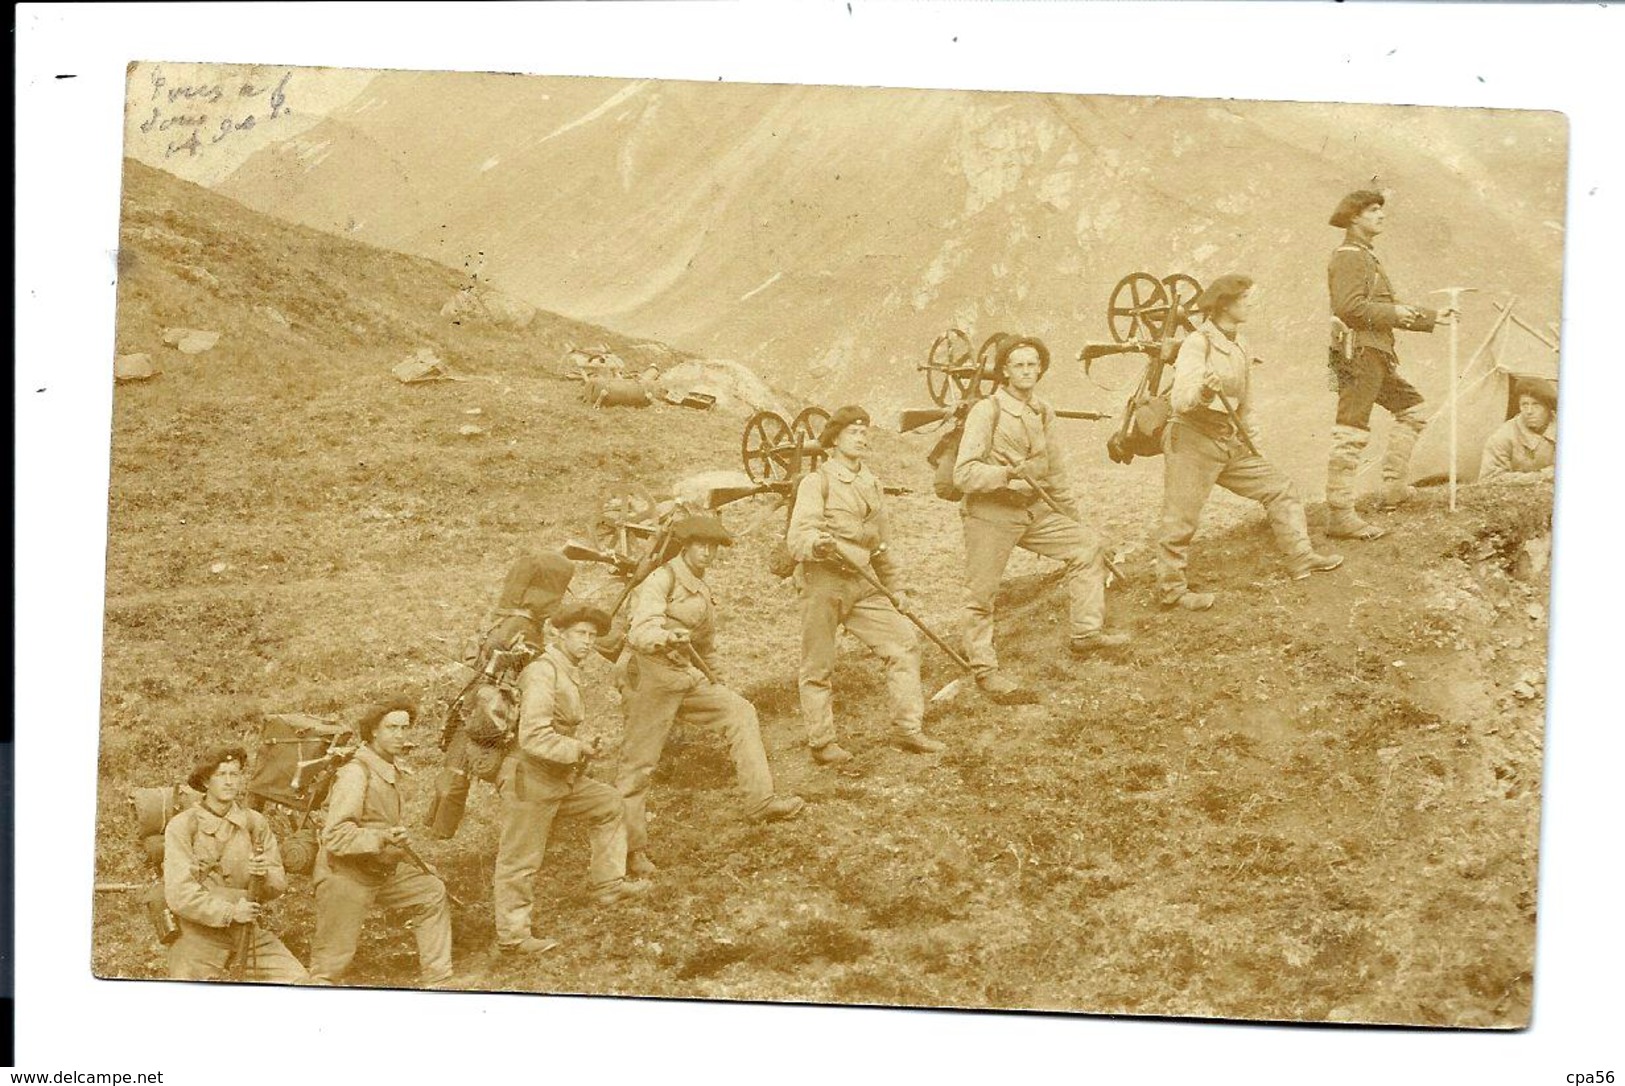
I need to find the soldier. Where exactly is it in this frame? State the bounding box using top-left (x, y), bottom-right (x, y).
top-left (309, 699), bottom-right (454, 986)
top-left (1478, 381), bottom-right (1557, 484)
top-left (493, 602), bottom-right (648, 956)
top-left (953, 336), bottom-right (1130, 705)
top-left (163, 744), bottom-right (308, 982)
top-left (787, 405), bottom-right (945, 765)
top-left (1157, 275), bottom-right (1344, 610)
top-left (1326, 190), bottom-right (1459, 540)
top-left (616, 514), bottom-right (804, 875)
top-left (425, 551), bottom-right (574, 839)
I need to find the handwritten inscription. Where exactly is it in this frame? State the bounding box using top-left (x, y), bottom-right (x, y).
top-left (136, 66), bottom-right (293, 159)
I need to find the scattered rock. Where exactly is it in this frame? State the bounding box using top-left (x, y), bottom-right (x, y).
top-left (162, 327), bottom-right (221, 355)
top-left (659, 358), bottom-right (789, 416)
top-left (113, 353), bottom-right (161, 382)
top-left (257, 305), bottom-right (291, 328)
top-left (457, 424), bottom-right (486, 436)
top-left (177, 264), bottom-right (220, 291)
top-left (464, 407), bottom-right (483, 416)
top-left (439, 286), bottom-right (536, 330)
top-left (673, 469), bottom-right (758, 508)
top-left (208, 561), bottom-right (229, 575)
top-left (392, 347), bottom-right (454, 384)
top-left (1510, 681), bottom-right (1537, 701)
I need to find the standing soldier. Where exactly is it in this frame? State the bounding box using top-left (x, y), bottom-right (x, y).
top-left (1326, 190), bottom-right (1459, 539)
top-left (309, 700), bottom-right (454, 987)
top-left (616, 515), bottom-right (804, 876)
top-left (1156, 275), bottom-right (1344, 611)
top-left (163, 744), bottom-right (308, 982)
top-left (787, 405), bottom-right (945, 765)
top-left (954, 336), bottom-right (1130, 705)
top-left (426, 551), bottom-right (576, 839)
top-left (493, 602), bottom-right (648, 956)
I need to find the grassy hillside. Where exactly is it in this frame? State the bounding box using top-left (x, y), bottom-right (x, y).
top-left (96, 162), bottom-right (1548, 1028)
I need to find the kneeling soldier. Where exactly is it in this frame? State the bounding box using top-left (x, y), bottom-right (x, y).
top-left (494, 603), bottom-right (648, 955)
top-left (163, 744), bottom-right (308, 983)
top-left (309, 700), bottom-right (454, 986)
top-left (788, 405), bottom-right (945, 764)
top-left (954, 336), bottom-right (1130, 704)
top-left (1156, 274), bottom-right (1343, 610)
top-left (617, 514), bottom-right (804, 875)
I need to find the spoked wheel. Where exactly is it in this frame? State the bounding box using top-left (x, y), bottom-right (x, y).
top-left (593, 483), bottom-right (660, 556)
top-left (1161, 273), bottom-right (1203, 338)
top-left (790, 406), bottom-right (831, 472)
top-left (924, 329), bottom-right (973, 406)
top-left (741, 410), bottom-right (795, 484)
top-left (1107, 272), bottom-right (1170, 344)
top-left (966, 333), bottom-right (1012, 400)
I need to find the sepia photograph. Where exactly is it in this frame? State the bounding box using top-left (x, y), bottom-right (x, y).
top-left (90, 60), bottom-right (1563, 1026)
top-left (15, 3), bottom-right (1624, 1082)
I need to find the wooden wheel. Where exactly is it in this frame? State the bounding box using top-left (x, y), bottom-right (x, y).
top-left (741, 410), bottom-right (795, 484)
top-left (790, 406), bottom-right (831, 473)
top-left (965, 333), bottom-right (1011, 400)
top-left (924, 329), bottom-right (973, 406)
top-left (593, 483), bottom-right (659, 557)
top-left (1161, 273), bottom-right (1203, 338)
top-left (1107, 272), bottom-right (1170, 343)
top-left (791, 406), bottom-right (831, 445)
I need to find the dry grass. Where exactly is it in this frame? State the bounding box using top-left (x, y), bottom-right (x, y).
top-left (94, 162), bottom-right (1547, 1027)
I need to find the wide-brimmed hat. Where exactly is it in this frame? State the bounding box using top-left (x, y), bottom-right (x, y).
top-left (1329, 189), bottom-right (1385, 229)
top-left (552, 602), bottom-right (612, 636)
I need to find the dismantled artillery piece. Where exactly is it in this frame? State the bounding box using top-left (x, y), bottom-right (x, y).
top-left (560, 345), bottom-right (717, 411)
top-left (1074, 271), bottom-right (1209, 465)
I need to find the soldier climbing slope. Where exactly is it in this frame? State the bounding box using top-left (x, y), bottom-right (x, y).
top-left (953, 336), bottom-right (1130, 705)
top-left (493, 603), bottom-right (649, 957)
top-left (787, 405), bottom-right (946, 766)
top-left (1156, 274), bottom-right (1344, 611)
top-left (425, 551), bottom-right (575, 839)
top-left (616, 515), bottom-right (804, 876)
top-left (162, 744), bottom-right (309, 983)
top-left (1325, 189), bottom-right (1459, 540)
top-left (309, 700), bottom-right (454, 987)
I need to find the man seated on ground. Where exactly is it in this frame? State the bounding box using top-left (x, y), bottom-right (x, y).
top-left (1478, 381), bottom-right (1557, 485)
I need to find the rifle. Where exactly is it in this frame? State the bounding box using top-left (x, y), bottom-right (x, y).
top-left (227, 849), bottom-right (266, 981)
top-left (397, 835), bottom-right (466, 909)
top-left (902, 404), bottom-right (1107, 434)
top-left (561, 539), bottom-right (637, 576)
top-left (605, 519), bottom-right (676, 621)
top-left (1211, 389), bottom-right (1260, 458)
top-left (830, 544), bottom-right (975, 677)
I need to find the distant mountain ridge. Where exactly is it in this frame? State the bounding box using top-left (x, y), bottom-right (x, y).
top-left (216, 73), bottom-right (1567, 481)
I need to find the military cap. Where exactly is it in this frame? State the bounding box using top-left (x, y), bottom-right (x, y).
top-left (1515, 379), bottom-right (1558, 412)
top-left (187, 744), bottom-right (250, 793)
top-left (670, 514), bottom-right (734, 547)
top-left (993, 335), bottom-right (1051, 378)
top-left (819, 405), bottom-right (873, 448)
top-left (552, 601), bottom-right (613, 636)
top-left (1329, 189), bottom-right (1385, 229)
top-left (1197, 273), bottom-right (1255, 317)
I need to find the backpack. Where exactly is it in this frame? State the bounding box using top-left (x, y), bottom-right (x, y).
top-left (928, 401), bottom-right (1001, 501)
top-left (769, 470), bottom-right (830, 578)
top-left (1106, 334), bottom-right (1206, 464)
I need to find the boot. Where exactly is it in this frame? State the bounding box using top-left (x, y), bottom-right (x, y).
top-left (894, 732), bottom-right (946, 755)
top-left (1290, 552), bottom-right (1345, 580)
top-left (1069, 630), bottom-right (1132, 657)
top-left (1379, 408), bottom-right (1428, 508)
top-left (976, 671), bottom-right (1038, 706)
top-left (751, 795), bottom-right (806, 823)
top-left (1163, 590), bottom-right (1216, 612)
top-left (812, 742), bottom-right (854, 766)
top-left (497, 935), bottom-right (560, 956)
top-left (594, 878), bottom-right (652, 906)
top-left (1326, 425), bottom-right (1388, 541)
top-left (627, 851), bottom-right (659, 877)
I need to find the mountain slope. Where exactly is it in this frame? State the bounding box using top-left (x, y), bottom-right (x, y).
top-left (217, 74), bottom-right (1567, 482)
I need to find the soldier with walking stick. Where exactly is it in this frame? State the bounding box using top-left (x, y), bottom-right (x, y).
top-left (309, 700), bottom-right (455, 986)
top-left (953, 336), bottom-right (1130, 705)
top-left (616, 515), bottom-right (805, 876)
top-left (1325, 190), bottom-right (1460, 539)
top-left (1155, 275), bottom-right (1344, 611)
top-left (787, 405), bottom-right (946, 765)
top-left (162, 744), bottom-right (308, 982)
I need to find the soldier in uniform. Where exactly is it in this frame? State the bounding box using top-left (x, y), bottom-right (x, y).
top-left (309, 700), bottom-right (454, 986)
top-left (1326, 190), bottom-right (1459, 539)
top-left (493, 602), bottom-right (648, 956)
top-left (163, 744), bottom-right (309, 982)
top-left (425, 551), bottom-right (574, 839)
top-left (787, 405), bottom-right (945, 765)
top-left (1157, 275), bottom-right (1344, 610)
top-left (616, 514), bottom-right (804, 876)
top-left (1478, 381), bottom-right (1557, 484)
top-left (953, 336), bottom-right (1130, 705)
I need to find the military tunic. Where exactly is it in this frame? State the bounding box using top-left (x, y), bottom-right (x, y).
top-left (615, 557), bottom-right (777, 855)
top-left (309, 746), bottom-right (453, 984)
top-left (1328, 233), bottom-right (1437, 430)
top-left (1478, 415), bottom-right (1556, 483)
top-left (163, 801), bottom-right (308, 982)
top-left (786, 457), bottom-right (925, 748)
top-left (492, 645), bottom-right (630, 946)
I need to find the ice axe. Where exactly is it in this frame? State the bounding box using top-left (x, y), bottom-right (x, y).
top-left (993, 457), bottom-right (1127, 584)
top-left (828, 542), bottom-right (975, 702)
top-left (1432, 286), bottom-right (1477, 513)
top-left (1210, 389), bottom-right (1260, 458)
